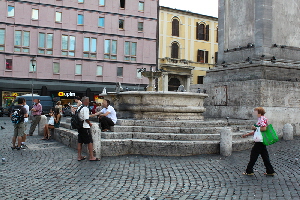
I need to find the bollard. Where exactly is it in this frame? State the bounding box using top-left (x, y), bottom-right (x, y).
top-left (282, 123), bottom-right (293, 141)
top-left (220, 127), bottom-right (232, 157)
top-left (90, 122), bottom-right (102, 159)
top-left (38, 115), bottom-right (47, 136)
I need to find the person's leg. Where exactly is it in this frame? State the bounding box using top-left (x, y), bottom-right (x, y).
top-left (12, 124), bottom-right (18, 148)
top-left (87, 143), bottom-right (96, 160)
top-left (43, 124), bottom-right (48, 139)
top-left (47, 125), bottom-right (54, 139)
top-left (17, 136), bottom-right (22, 148)
top-left (246, 143), bottom-right (261, 174)
top-left (77, 143), bottom-right (83, 160)
top-left (28, 116), bottom-right (39, 136)
top-left (99, 117), bottom-right (109, 131)
top-left (260, 145), bottom-right (275, 174)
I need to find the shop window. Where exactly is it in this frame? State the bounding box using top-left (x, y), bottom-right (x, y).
top-left (6, 59), bottom-right (12, 70)
top-left (172, 18), bottom-right (179, 37)
top-left (8, 6), bottom-right (14, 17)
top-left (98, 17), bottom-right (105, 27)
top-left (83, 37), bottom-right (97, 58)
top-left (56, 12), bottom-right (62, 23)
top-left (14, 30), bottom-right (30, 53)
top-left (138, 22), bottom-right (143, 32)
top-left (120, 0), bottom-right (125, 9)
top-left (171, 42), bottom-right (179, 59)
top-left (117, 67), bottom-right (123, 77)
top-left (99, 0), bottom-right (105, 6)
top-left (0, 29), bottom-right (5, 51)
top-left (124, 41), bottom-right (137, 61)
top-left (32, 9), bottom-right (39, 20)
top-left (104, 39), bottom-right (117, 60)
top-left (197, 76), bottom-right (204, 84)
top-left (119, 19), bottom-right (124, 29)
top-left (197, 50), bottom-right (209, 63)
top-left (53, 63), bottom-right (60, 74)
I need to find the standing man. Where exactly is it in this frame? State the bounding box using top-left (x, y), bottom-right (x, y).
top-left (77, 97), bottom-right (99, 161)
top-left (11, 97), bottom-right (28, 150)
top-left (21, 99), bottom-right (30, 148)
top-left (91, 99), bottom-right (117, 132)
top-left (28, 99), bottom-right (42, 136)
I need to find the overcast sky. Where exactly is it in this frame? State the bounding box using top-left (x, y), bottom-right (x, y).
top-left (159, 0), bottom-right (218, 18)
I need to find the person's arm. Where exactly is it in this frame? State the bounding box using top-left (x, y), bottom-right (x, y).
top-left (83, 107), bottom-right (92, 126)
top-left (54, 114), bottom-right (61, 123)
top-left (260, 126), bottom-right (267, 131)
top-left (89, 112), bottom-right (101, 118)
top-left (242, 131), bottom-right (255, 138)
top-left (99, 111), bottom-right (110, 117)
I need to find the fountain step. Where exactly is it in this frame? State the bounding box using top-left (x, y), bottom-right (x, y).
top-left (101, 138), bottom-right (254, 156)
top-left (101, 131), bottom-right (248, 141)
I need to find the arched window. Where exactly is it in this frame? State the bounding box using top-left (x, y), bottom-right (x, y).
top-left (172, 18), bottom-right (179, 37)
top-left (171, 42), bottom-right (179, 59)
top-left (196, 23), bottom-right (209, 41)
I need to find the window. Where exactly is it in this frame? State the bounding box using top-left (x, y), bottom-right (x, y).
top-left (75, 64), bottom-right (82, 75)
top-left (137, 69), bottom-right (142, 78)
top-left (0, 29), bottom-right (5, 51)
top-left (215, 52), bottom-right (218, 64)
top-left (104, 39), bottom-right (117, 60)
top-left (197, 76), bottom-right (204, 84)
top-left (83, 37), bottom-right (97, 58)
top-left (8, 6), bottom-right (14, 17)
top-left (56, 12), bottom-right (62, 23)
top-left (77, 14), bottom-right (84, 25)
top-left (172, 18), bottom-right (179, 37)
top-left (98, 17), bottom-right (105, 27)
top-left (78, 0), bottom-right (84, 3)
top-left (138, 2), bottom-right (144, 12)
top-left (29, 60), bottom-right (36, 72)
top-left (38, 33), bottom-right (53, 55)
top-left (216, 27), bottom-right (218, 43)
top-left (197, 50), bottom-right (209, 63)
top-left (124, 41), bottom-right (137, 61)
top-left (138, 22), bottom-right (143, 32)
top-left (6, 59), bottom-right (12, 70)
top-left (117, 67), bottom-right (123, 77)
top-left (171, 42), bottom-right (179, 59)
top-left (62, 35), bottom-right (75, 56)
top-left (97, 66), bottom-right (103, 76)
top-left (53, 63), bottom-right (60, 74)
top-left (32, 9), bottom-right (39, 20)
top-left (14, 31), bottom-right (30, 53)
top-left (119, 19), bottom-right (124, 29)
top-left (99, 0), bottom-right (105, 6)
top-left (120, 0), bottom-right (125, 8)
top-left (196, 23), bottom-right (209, 41)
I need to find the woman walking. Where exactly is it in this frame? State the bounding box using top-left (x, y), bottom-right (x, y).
top-left (242, 107), bottom-right (275, 176)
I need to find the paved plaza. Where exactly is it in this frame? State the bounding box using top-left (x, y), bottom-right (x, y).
top-left (0, 117), bottom-right (300, 200)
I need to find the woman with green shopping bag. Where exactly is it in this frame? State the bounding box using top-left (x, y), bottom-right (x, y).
top-left (242, 107), bottom-right (275, 176)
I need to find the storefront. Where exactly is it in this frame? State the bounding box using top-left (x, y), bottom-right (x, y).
top-left (51, 91), bottom-right (85, 107)
top-left (1, 91), bottom-right (36, 107)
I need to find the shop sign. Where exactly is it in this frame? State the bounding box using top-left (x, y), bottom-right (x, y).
top-left (58, 92), bottom-right (76, 97)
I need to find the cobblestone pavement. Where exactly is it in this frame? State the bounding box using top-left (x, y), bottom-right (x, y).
top-left (0, 117), bottom-right (300, 200)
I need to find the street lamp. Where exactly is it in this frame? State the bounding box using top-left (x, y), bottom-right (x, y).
top-left (31, 56), bottom-right (36, 105)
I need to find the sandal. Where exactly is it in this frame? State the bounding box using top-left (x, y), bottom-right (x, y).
top-left (242, 172), bottom-right (254, 175)
top-left (78, 156), bottom-right (86, 161)
top-left (89, 158), bottom-right (100, 161)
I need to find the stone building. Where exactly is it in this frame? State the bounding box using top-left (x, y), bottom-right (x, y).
top-left (204, 0), bottom-right (300, 135)
top-left (0, 0), bottom-right (158, 106)
top-left (158, 6), bottom-right (218, 92)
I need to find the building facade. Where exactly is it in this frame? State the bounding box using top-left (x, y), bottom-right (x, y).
top-left (0, 0), bottom-right (158, 106)
top-left (158, 6), bottom-right (218, 91)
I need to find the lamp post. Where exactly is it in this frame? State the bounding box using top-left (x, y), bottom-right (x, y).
top-left (31, 56), bottom-right (36, 105)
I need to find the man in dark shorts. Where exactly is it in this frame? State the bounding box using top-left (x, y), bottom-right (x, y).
top-left (77, 96), bottom-right (100, 161)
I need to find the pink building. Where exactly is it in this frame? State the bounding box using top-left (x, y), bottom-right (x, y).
top-left (0, 0), bottom-right (158, 106)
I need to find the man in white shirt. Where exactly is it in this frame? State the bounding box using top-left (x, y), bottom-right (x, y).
top-left (77, 96), bottom-right (99, 161)
top-left (91, 99), bottom-right (117, 132)
top-left (21, 99), bottom-right (30, 148)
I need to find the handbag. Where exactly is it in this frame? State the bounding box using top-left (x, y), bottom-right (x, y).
top-left (253, 127), bottom-right (263, 142)
top-left (261, 124), bottom-right (279, 146)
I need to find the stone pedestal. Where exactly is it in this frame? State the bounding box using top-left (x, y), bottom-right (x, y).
top-left (38, 115), bottom-right (47, 136)
top-left (282, 123), bottom-right (293, 141)
top-left (219, 127), bottom-right (232, 157)
top-left (90, 123), bottom-right (101, 159)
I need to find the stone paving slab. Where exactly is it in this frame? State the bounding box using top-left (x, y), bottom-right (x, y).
top-left (0, 117), bottom-right (300, 199)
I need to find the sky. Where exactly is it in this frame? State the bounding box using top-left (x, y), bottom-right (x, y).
top-left (159, 0), bottom-right (218, 18)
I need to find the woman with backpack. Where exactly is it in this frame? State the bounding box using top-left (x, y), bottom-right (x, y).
top-left (41, 108), bottom-right (61, 140)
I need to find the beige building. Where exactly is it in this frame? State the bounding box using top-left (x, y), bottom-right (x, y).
top-left (158, 6), bottom-right (218, 91)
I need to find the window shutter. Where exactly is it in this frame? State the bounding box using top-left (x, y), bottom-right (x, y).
top-left (199, 50), bottom-right (204, 63)
top-left (200, 24), bottom-right (205, 40)
top-left (196, 23), bottom-right (199, 40)
top-left (215, 52), bottom-right (218, 64)
top-left (171, 43), bottom-right (179, 59)
top-left (206, 25), bottom-right (209, 41)
top-left (172, 19), bottom-right (179, 37)
top-left (197, 50), bottom-right (200, 62)
top-left (205, 51), bottom-right (209, 63)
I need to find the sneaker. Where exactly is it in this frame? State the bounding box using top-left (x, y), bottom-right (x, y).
top-left (21, 144), bottom-right (27, 149)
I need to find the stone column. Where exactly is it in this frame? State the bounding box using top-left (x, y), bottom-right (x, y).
top-left (90, 122), bottom-right (101, 159)
top-left (282, 123), bottom-right (293, 141)
top-left (186, 76), bottom-right (191, 92)
top-left (219, 127), bottom-right (232, 156)
top-left (38, 115), bottom-right (47, 136)
top-left (162, 73), bottom-right (168, 92)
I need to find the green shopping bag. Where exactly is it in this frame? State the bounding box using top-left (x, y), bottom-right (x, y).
top-left (261, 124), bottom-right (279, 146)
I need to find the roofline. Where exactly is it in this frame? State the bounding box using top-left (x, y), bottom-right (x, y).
top-left (159, 6), bottom-right (218, 20)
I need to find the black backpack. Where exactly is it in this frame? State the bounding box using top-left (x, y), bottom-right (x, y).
top-left (11, 106), bottom-right (23, 124)
top-left (71, 106), bottom-right (84, 129)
